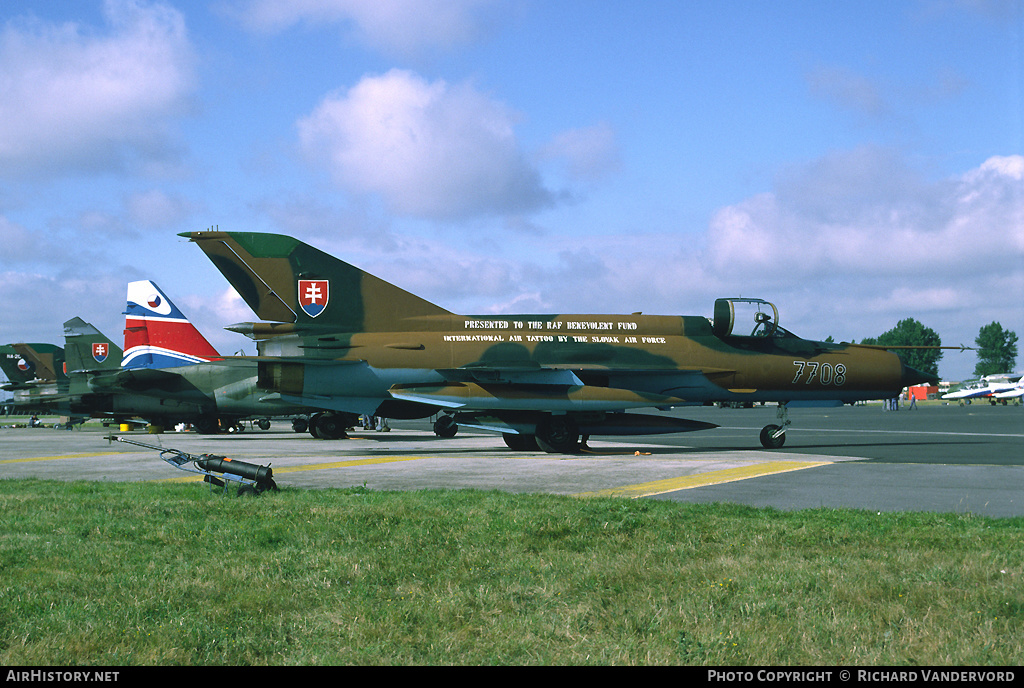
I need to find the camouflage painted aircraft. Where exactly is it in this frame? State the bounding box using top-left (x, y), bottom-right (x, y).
top-left (182, 230), bottom-right (937, 452)
top-left (61, 317), bottom-right (131, 422)
top-left (2, 333), bottom-right (127, 424)
top-left (0, 342), bottom-right (69, 416)
top-left (4, 317), bottom-right (168, 424)
top-left (77, 280), bottom-right (314, 432)
top-left (5, 342), bottom-right (64, 383)
top-left (0, 345), bottom-right (30, 392)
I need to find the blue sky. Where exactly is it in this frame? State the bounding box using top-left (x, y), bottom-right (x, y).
top-left (1, 0), bottom-right (1021, 383)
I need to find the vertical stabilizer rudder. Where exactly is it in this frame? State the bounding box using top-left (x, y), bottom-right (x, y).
top-left (123, 280), bottom-right (222, 369)
top-left (181, 230), bottom-right (452, 332)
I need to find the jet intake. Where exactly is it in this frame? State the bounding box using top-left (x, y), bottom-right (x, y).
top-left (258, 361), bottom-right (305, 394)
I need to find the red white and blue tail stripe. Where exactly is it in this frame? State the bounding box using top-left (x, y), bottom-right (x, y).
top-left (123, 280), bottom-right (221, 369)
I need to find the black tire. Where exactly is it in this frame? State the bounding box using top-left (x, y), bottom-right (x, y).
top-left (535, 416), bottom-right (579, 454)
top-left (315, 413), bottom-right (348, 440)
top-left (195, 416), bottom-right (219, 434)
top-left (503, 433), bottom-right (539, 450)
top-left (433, 415), bottom-right (458, 438)
top-left (308, 413), bottom-right (323, 438)
top-left (760, 424), bottom-right (786, 449)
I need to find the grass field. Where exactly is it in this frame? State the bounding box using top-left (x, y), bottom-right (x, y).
top-left (1, 479), bottom-right (1022, 665)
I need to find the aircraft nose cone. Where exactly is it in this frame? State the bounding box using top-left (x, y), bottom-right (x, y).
top-left (902, 363), bottom-right (937, 387)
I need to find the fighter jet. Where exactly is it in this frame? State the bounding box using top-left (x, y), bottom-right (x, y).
top-left (3, 342), bottom-right (64, 383)
top-left (182, 230), bottom-right (937, 452)
top-left (3, 316), bottom-right (183, 424)
top-left (3, 309), bottom-right (303, 431)
top-left (60, 317), bottom-right (135, 423)
top-left (1, 333), bottom-right (125, 424)
top-left (1, 343), bottom-right (56, 389)
top-left (4, 319), bottom-right (167, 425)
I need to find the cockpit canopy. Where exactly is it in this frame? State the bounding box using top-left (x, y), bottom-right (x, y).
top-left (713, 298), bottom-right (784, 338)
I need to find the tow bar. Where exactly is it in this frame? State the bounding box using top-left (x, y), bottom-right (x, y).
top-left (106, 435), bottom-right (278, 495)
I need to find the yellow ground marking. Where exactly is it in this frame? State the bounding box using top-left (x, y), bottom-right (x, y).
top-left (153, 455), bottom-right (425, 482)
top-left (0, 452), bottom-right (121, 464)
top-left (573, 460), bottom-right (831, 499)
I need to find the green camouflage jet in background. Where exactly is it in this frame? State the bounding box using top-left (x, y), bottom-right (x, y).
top-left (0, 342), bottom-right (68, 417)
top-left (62, 282), bottom-right (314, 433)
top-left (3, 287), bottom-right (314, 432)
top-left (182, 230), bottom-right (936, 452)
top-left (3, 319), bottom-right (159, 425)
top-left (60, 314), bottom-right (209, 428)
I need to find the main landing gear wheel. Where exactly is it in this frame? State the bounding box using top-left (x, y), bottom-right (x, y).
top-left (194, 416), bottom-right (220, 434)
top-left (535, 416), bottom-right (579, 454)
top-left (759, 424), bottom-right (786, 449)
top-left (433, 415), bottom-right (458, 438)
top-left (309, 412), bottom-right (349, 440)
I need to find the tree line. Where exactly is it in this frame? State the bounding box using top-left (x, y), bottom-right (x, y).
top-left (859, 319), bottom-right (1018, 381)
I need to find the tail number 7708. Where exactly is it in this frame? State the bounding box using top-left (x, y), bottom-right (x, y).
top-left (792, 361), bottom-right (847, 386)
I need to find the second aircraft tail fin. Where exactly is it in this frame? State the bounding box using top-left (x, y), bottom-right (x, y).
top-left (123, 280), bottom-right (222, 369)
top-left (63, 317), bottom-right (123, 374)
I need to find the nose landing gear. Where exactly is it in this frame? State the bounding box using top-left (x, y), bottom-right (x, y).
top-left (759, 403), bottom-right (790, 449)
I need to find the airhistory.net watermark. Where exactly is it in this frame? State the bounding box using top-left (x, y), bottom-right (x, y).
top-left (6, 671), bottom-right (119, 683)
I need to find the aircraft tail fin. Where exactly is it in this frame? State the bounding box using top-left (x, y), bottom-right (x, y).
top-left (181, 230), bottom-right (453, 331)
top-left (123, 280), bottom-right (221, 369)
top-left (63, 317), bottom-right (123, 374)
top-left (0, 345), bottom-right (23, 386)
top-left (7, 343), bottom-right (65, 383)
top-left (1, 343), bottom-right (63, 385)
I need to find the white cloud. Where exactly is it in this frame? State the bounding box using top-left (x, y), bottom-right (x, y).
top-left (227, 0), bottom-right (506, 56)
top-left (652, 150), bottom-right (1022, 376)
top-left (0, 215), bottom-right (91, 268)
top-left (361, 150), bottom-right (1020, 378)
top-left (0, 0), bottom-right (195, 178)
top-left (297, 69), bottom-right (554, 220)
top-left (706, 149), bottom-right (1024, 285)
top-left (539, 122), bottom-right (621, 182)
top-left (0, 270), bottom-right (124, 347)
top-left (169, 286), bottom-right (258, 354)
